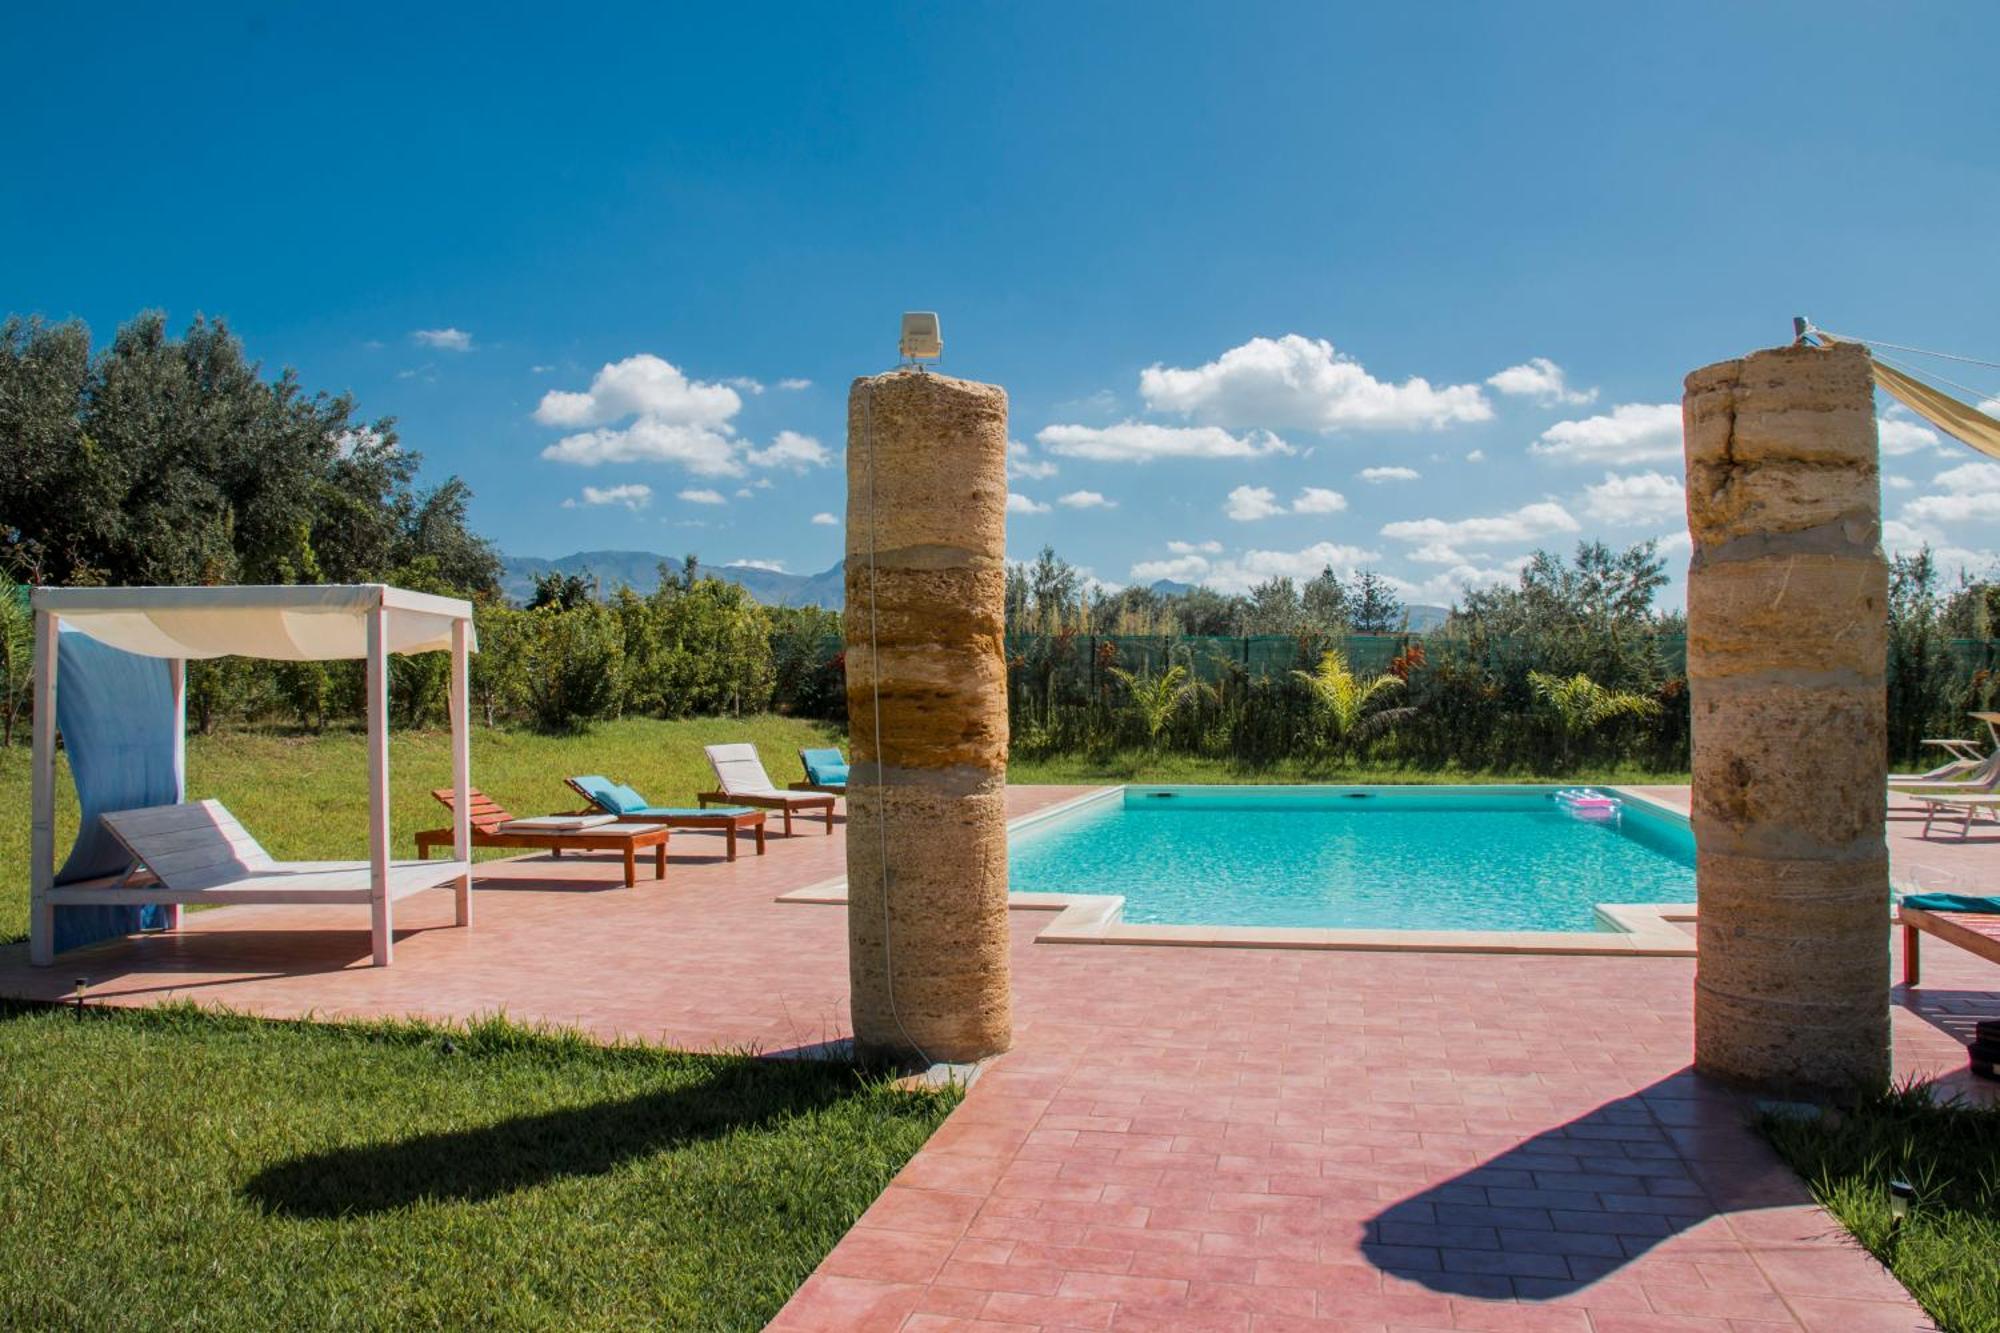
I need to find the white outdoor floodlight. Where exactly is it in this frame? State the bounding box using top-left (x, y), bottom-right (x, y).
top-left (899, 312), bottom-right (942, 362)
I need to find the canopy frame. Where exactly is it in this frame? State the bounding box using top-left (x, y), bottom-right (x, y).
top-left (28, 584), bottom-right (475, 967)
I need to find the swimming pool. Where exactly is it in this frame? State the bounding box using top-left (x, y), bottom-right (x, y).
top-left (1007, 786), bottom-right (1695, 933)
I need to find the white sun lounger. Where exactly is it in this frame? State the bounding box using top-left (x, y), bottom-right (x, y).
top-left (1911, 792), bottom-right (2000, 839)
top-left (698, 743), bottom-right (837, 835)
top-left (67, 800), bottom-right (468, 947)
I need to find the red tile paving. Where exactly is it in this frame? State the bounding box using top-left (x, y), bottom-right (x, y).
top-left (3, 783), bottom-right (1995, 1331)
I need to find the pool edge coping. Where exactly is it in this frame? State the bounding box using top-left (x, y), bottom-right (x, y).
top-left (776, 783), bottom-right (1699, 958)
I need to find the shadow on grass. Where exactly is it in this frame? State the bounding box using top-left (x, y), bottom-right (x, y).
top-left (244, 1060), bottom-right (858, 1218)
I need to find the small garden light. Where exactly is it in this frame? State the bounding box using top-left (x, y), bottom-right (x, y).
top-left (71, 977), bottom-right (89, 1017)
top-left (1888, 1178), bottom-right (1915, 1230)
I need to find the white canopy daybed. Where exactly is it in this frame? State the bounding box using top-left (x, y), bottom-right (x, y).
top-left (28, 584), bottom-right (476, 968)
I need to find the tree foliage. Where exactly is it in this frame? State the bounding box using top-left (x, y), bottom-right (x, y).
top-left (0, 311), bottom-right (498, 596)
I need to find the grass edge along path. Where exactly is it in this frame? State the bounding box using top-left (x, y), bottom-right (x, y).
top-left (1761, 1084), bottom-right (2000, 1333)
top-left (0, 1000), bottom-right (959, 1331)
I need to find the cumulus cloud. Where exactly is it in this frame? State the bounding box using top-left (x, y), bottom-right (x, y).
top-left (1904, 461), bottom-right (2000, 524)
top-left (727, 559), bottom-right (786, 572)
top-left (562, 483), bottom-right (653, 511)
top-left (536, 355), bottom-right (740, 429)
top-left (724, 376), bottom-right (765, 395)
top-left (1225, 485), bottom-right (1348, 520)
top-left (1582, 471), bottom-right (1685, 525)
top-left (1130, 540), bottom-right (1383, 593)
top-left (1006, 440), bottom-right (1059, 480)
top-left (811, 511), bottom-right (839, 526)
top-left (1380, 501), bottom-right (1580, 548)
top-left (1359, 465), bottom-right (1421, 483)
top-left (777, 377), bottom-right (812, 391)
top-left (411, 327), bottom-right (473, 351)
top-left (541, 420), bottom-right (743, 474)
top-left (1058, 490), bottom-right (1116, 509)
top-left (1877, 416), bottom-right (1942, 457)
top-left (1885, 475), bottom-right (1916, 490)
top-left (1530, 403), bottom-right (1682, 464)
top-left (1225, 486), bottom-right (1283, 521)
top-left (678, 488), bottom-right (727, 505)
top-left (1167, 539), bottom-right (1222, 555)
top-left (1007, 493), bottom-right (1052, 515)
top-left (745, 429), bottom-right (830, 470)
top-left (1036, 421), bottom-right (1294, 463)
top-left (1486, 357), bottom-right (1596, 407)
top-left (1139, 335), bottom-right (1492, 432)
top-left (1465, 449), bottom-right (1487, 463)
top-left (1383, 556), bottom-right (1533, 607)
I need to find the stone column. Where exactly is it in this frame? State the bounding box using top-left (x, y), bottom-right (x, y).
top-left (845, 369), bottom-right (1012, 1065)
top-left (1684, 340), bottom-right (1890, 1097)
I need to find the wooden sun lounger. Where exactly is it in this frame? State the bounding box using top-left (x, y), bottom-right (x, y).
top-left (1901, 903), bottom-right (2000, 987)
top-left (560, 777), bottom-right (768, 860)
top-left (700, 743), bottom-right (837, 835)
top-left (414, 788), bottom-right (668, 888)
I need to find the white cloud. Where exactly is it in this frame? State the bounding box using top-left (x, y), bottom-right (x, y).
top-left (724, 376), bottom-right (765, 395)
top-left (1885, 475), bottom-right (1915, 490)
top-left (1167, 539), bottom-right (1222, 555)
top-left (811, 511), bottom-right (839, 526)
top-left (1383, 556), bottom-right (1533, 607)
top-left (1036, 421), bottom-right (1294, 462)
top-left (535, 354), bottom-right (741, 429)
top-left (734, 487), bottom-right (755, 499)
top-left (1058, 490), bottom-right (1116, 509)
top-left (1359, 465), bottom-right (1421, 483)
top-left (563, 483), bottom-right (653, 511)
top-left (1905, 461), bottom-right (2000, 524)
top-left (1980, 397), bottom-right (2000, 418)
top-left (1225, 485), bottom-right (1283, 521)
top-left (1530, 403), bottom-right (1682, 464)
top-left (1225, 485), bottom-right (1348, 521)
top-left (1465, 449), bottom-right (1486, 463)
top-left (1007, 493), bottom-right (1051, 515)
top-left (1582, 471), bottom-right (1685, 526)
top-left (745, 429), bottom-right (830, 470)
top-left (1006, 440), bottom-right (1059, 481)
top-left (530, 364), bottom-right (554, 374)
top-left (541, 420), bottom-right (743, 474)
top-left (1486, 357), bottom-right (1596, 407)
top-left (1380, 501), bottom-right (1581, 548)
top-left (1291, 486), bottom-right (1347, 514)
top-left (727, 559), bottom-right (786, 572)
top-left (1877, 417), bottom-right (1942, 457)
top-left (1139, 334), bottom-right (1491, 432)
top-left (411, 327), bottom-right (473, 351)
top-left (678, 488), bottom-right (727, 505)
top-left (777, 377), bottom-right (812, 391)
top-left (1130, 540), bottom-right (1383, 593)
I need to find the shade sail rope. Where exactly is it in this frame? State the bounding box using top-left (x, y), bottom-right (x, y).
top-left (1809, 326), bottom-right (2000, 463)
top-left (1813, 328), bottom-right (2000, 373)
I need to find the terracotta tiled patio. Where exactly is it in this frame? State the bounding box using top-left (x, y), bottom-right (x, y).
top-left (3, 785), bottom-right (1995, 1332)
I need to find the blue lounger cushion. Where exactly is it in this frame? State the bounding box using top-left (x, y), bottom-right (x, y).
top-left (571, 774), bottom-right (756, 819)
top-left (1901, 892), bottom-right (2000, 914)
top-left (801, 748), bottom-right (849, 786)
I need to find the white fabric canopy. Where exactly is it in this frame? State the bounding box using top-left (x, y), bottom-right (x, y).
top-left (31, 584), bottom-right (476, 661)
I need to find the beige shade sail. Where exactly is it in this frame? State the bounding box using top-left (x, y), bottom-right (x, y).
top-left (30, 584), bottom-right (476, 661)
top-left (1870, 359), bottom-right (2000, 462)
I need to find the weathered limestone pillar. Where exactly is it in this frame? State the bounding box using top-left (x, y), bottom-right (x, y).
top-left (844, 369), bottom-right (1012, 1064)
top-left (1685, 341), bottom-right (1890, 1097)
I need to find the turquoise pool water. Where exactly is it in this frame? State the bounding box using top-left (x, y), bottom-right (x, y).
top-left (1007, 786), bottom-right (1696, 932)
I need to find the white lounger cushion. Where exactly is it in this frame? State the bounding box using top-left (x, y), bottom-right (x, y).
top-left (705, 743), bottom-right (824, 805)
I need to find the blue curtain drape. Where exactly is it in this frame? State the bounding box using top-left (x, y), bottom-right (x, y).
top-left (52, 631), bottom-right (183, 953)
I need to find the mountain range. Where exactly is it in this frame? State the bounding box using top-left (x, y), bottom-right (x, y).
top-left (500, 550), bottom-right (1448, 629)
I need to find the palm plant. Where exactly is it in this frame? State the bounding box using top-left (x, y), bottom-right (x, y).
top-left (1526, 669), bottom-right (1662, 767)
top-left (1291, 650), bottom-right (1409, 756)
top-left (1107, 664), bottom-right (1191, 752)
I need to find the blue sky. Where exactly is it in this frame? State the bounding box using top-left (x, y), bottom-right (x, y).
top-left (7, 4), bottom-right (1998, 608)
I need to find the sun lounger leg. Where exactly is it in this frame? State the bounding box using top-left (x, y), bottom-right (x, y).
top-left (1902, 922), bottom-right (1920, 987)
top-left (724, 826), bottom-right (737, 861)
top-left (824, 803), bottom-right (834, 833)
top-left (654, 843), bottom-right (666, 880)
top-left (1921, 805), bottom-right (1937, 837)
top-left (782, 806), bottom-right (794, 836)
top-left (623, 846), bottom-right (636, 888)
top-left (754, 824), bottom-right (766, 855)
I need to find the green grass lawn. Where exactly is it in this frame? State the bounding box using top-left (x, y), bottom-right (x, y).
top-left (0, 715), bottom-right (843, 942)
top-left (1762, 1086), bottom-right (2000, 1333)
top-left (1007, 748), bottom-right (1688, 787)
top-left (0, 1002), bottom-right (956, 1331)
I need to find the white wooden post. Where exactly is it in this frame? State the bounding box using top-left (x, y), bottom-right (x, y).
top-left (366, 603), bottom-right (393, 965)
top-left (450, 617), bottom-right (472, 927)
top-left (28, 609), bottom-right (57, 966)
top-left (162, 658), bottom-right (187, 933)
